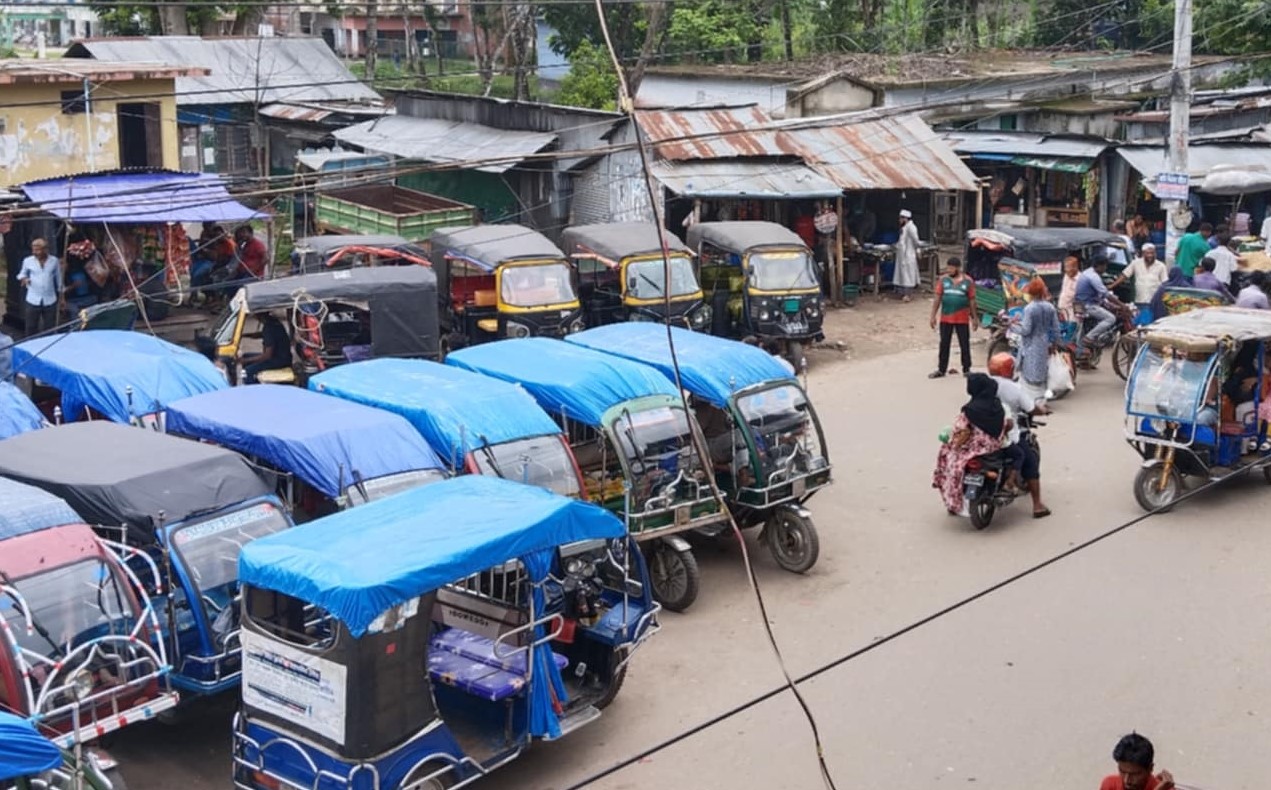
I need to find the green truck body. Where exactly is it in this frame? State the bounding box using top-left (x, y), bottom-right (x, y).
top-left (314, 184), bottom-right (476, 242)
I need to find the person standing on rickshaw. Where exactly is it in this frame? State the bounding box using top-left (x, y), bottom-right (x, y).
top-left (928, 257), bottom-right (976, 378)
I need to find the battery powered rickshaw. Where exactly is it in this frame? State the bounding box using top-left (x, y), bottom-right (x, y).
top-left (0, 422), bottom-right (293, 698)
top-left (966, 227), bottom-right (1130, 290)
top-left (686, 221), bottom-right (825, 368)
top-left (232, 475), bottom-right (658, 790)
top-left (310, 358), bottom-right (583, 498)
top-left (1124, 307), bottom-right (1271, 511)
top-left (427, 225), bottom-right (584, 349)
top-left (560, 223), bottom-right (710, 330)
top-left (164, 385), bottom-right (447, 520)
top-left (0, 478), bottom-right (177, 775)
top-left (0, 383), bottom-right (45, 440)
top-left (566, 323), bottom-right (831, 573)
top-left (12, 330), bottom-right (227, 427)
top-left (208, 267), bottom-right (441, 384)
top-left (448, 339), bottom-right (727, 612)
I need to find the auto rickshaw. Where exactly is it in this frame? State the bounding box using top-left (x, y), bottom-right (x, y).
top-left (232, 476), bottom-right (658, 790)
top-left (310, 358), bottom-right (584, 498)
top-left (0, 422), bottom-right (293, 697)
top-left (567, 323), bottom-right (831, 573)
top-left (164, 385), bottom-right (447, 520)
top-left (0, 477), bottom-right (177, 776)
top-left (207, 266), bottom-right (441, 384)
top-left (560, 223), bottom-right (710, 330)
top-left (427, 225), bottom-right (583, 349)
top-left (1124, 307), bottom-right (1271, 511)
top-left (686, 221), bottom-right (825, 368)
top-left (290, 234), bottom-right (430, 274)
top-left (965, 227), bottom-right (1131, 300)
top-left (0, 382), bottom-right (44, 440)
top-left (448, 339), bottom-right (727, 612)
top-left (12, 330), bottom-right (227, 426)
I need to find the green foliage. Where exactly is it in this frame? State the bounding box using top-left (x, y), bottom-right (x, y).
top-left (666, 0), bottom-right (761, 63)
top-left (555, 40), bottom-right (619, 111)
top-left (542, 4), bottom-right (647, 59)
top-left (88, 2), bottom-right (157, 35)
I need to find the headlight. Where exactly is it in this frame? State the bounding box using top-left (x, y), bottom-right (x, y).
top-left (507, 321), bottom-right (531, 338)
top-left (568, 318), bottom-right (586, 334)
top-left (759, 310), bottom-right (770, 321)
top-left (71, 669), bottom-right (94, 700)
top-left (691, 308), bottom-right (708, 326)
top-left (565, 557), bottom-right (595, 578)
top-left (700, 304), bottom-right (713, 324)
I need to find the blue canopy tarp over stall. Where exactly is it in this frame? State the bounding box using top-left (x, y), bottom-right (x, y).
top-left (0, 477), bottom-right (81, 541)
top-left (166, 385), bottom-right (444, 498)
top-left (446, 338), bottom-right (679, 427)
top-left (0, 711), bottom-right (62, 781)
top-left (13, 330), bottom-right (227, 423)
top-left (20, 171), bottom-right (262, 224)
top-left (0, 381), bottom-right (45, 439)
top-left (310, 358), bottom-right (561, 462)
top-left (566, 324), bottom-right (795, 408)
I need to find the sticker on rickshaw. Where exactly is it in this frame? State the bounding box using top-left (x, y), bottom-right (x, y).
top-left (1162, 288), bottom-right (1228, 316)
top-left (997, 261), bottom-right (1036, 308)
top-left (242, 630), bottom-right (347, 744)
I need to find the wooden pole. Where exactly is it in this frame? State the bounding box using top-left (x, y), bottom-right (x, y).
top-left (834, 195), bottom-right (845, 305)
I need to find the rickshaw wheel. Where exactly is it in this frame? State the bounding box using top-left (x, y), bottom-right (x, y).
top-left (766, 509), bottom-right (820, 573)
top-left (595, 666), bottom-right (627, 710)
top-left (1133, 465), bottom-right (1180, 513)
top-left (647, 542), bottom-right (699, 613)
top-left (1112, 336), bottom-right (1139, 381)
top-left (105, 768), bottom-right (129, 790)
top-left (968, 495), bottom-right (995, 530)
top-left (787, 341), bottom-right (807, 372)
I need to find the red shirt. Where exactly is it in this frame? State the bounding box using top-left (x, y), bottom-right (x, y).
top-left (238, 237), bottom-right (268, 279)
top-left (1100, 774), bottom-right (1162, 790)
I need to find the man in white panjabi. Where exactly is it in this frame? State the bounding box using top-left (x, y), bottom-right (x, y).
top-left (894, 209), bottom-right (921, 302)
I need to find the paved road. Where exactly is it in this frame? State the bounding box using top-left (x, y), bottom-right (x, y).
top-left (111, 345), bottom-right (1270, 789)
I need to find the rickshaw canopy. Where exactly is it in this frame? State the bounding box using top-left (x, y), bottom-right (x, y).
top-left (429, 225), bottom-right (566, 270)
top-left (0, 381), bottom-right (45, 440)
top-left (166, 385), bottom-right (445, 498)
top-left (0, 476), bottom-right (81, 540)
top-left (967, 227), bottom-right (1124, 262)
top-left (309, 358), bottom-right (561, 458)
top-left (0, 711), bottom-right (62, 781)
top-left (566, 323), bottom-right (794, 409)
top-left (446, 338), bottom-right (680, 427)
top-left (238, 475), bottom-right (624, 637)
top-left (12, 330), bottom-right (227, 423)
top-left (686, 221), bottom-right (807, 254)
top-left (561, 223), bottom-right (692, 264)
top-left (1142, 306), bottom-right (1271, 350)
top-left (0, 421), bottom-right (272, 544)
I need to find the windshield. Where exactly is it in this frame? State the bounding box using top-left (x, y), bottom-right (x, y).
top-left (1, 558), bottom-right (134, 662)
top-left (170, 502), bottom-right (290, 596)
top-left (501, 262), bottom-right (577, 308)
top-left (344, 469), bottom-right (447, 506)
top-left (626, 256), bottom-right (699, 300)
top-left (1128, 347), bottom-right (1215, 421)
top-left (749, 250), bottom-right (819, 292)
top-left (610, 405), bottom-right (705, 507)
top-left (736, 383), bottom-right (825, 485)
top-left (471, 435), bottom-right (582, 498)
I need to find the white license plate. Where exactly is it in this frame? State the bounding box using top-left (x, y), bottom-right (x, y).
top-left (792, 478), bottom-right (806, 496)
top-left (964, 474), bottom-right (985, 486)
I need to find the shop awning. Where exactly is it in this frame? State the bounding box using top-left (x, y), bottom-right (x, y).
top-left (1118, 143), bottom-right (1271, 194)
top-left (944, 132), bottom-right (1109, 173)
top-left (651, 159), bottom-right (843, 199)
top-left (1009, 156), bottom-right (1093, 173)
top-left (20, 171), bottom-right (262, 224)
top-left (333, 116), bottom-right (557, 175)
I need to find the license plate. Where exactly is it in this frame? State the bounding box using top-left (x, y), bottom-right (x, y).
top-left (783, 299), bottom-right (801, 313)
top-left (675, 505), bottom-right (691, 526)
top-left (964, 474), bottom-right (984, 486)
top-left (792, 478), bottom-right (806, 496)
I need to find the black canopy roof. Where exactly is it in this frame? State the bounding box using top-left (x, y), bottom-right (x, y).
top-left (0, 421), bottom-right (271, 544)
top-left (429, 225), bottom-right (565, 269)
top-left (242, 266), bottom-right (437, 311)
top-left (686, 221), bottom-right (807, 254)
top-left (561, 223), bottom-right (691, 263)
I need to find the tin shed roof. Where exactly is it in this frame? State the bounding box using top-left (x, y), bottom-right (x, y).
top-left (333, 115), bottom-right (556, 174)
top-left (636, 105), bottom-right (784, 160)
top-left (651, 159), bottom-right (843, 198)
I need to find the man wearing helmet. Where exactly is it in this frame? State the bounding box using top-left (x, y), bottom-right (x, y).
top-left (989, 352), bottom-right (1051, 518)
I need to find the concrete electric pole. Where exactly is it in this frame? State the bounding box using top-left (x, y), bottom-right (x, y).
top-left (1164, 0), bottom-right (1192, 264)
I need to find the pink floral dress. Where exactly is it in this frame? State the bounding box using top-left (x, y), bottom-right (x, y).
top-left (932, 414), bottom-right (1003, 513)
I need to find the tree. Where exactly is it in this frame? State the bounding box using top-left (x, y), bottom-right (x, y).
top-left (543, 2), bottom-right (671, 97)
top-left (556, 39), bottom-right (620, 109)
top-left (666, 0), bottom-right (760, 64)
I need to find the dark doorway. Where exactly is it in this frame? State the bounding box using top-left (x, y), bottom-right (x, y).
top-left (117, 102), bottom-right (163, 169)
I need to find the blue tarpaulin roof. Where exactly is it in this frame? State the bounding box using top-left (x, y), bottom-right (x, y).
top-left (0, 477), bottom-right (81, 541)
top-left (446, 338), bottom-right (679, 427)
top-left (165, 385), bottom-right (444, 498)
top-left (566, 324), bottom-right (794, 408)
top-left (0, 712), bottom-right (62, 781)
top-left (239, 475), bottom-right (624, 636)
top-left (0, 382), bottom-right (45, 439)
top-left (310, 358), bottom-right (561, 463)
top-left (13, 330), bottom-right (227, 423)
top-left (20, 171), bottom-right (262, 224)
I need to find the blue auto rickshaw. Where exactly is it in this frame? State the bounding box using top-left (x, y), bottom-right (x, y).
top-left (1125, 307), bottom-right (1271, 511)
top-left (164, 385), bottom-right (447, 520)
top-left (0, 421), bottom-right (293, 697)
top-left (0, 382), bottom-right (44, 440)
top-left (233, 475), bottom-right (658, 790)
top-left (310, 358), bottom-right (585, 498)
top-left (567, 323), bottom-right (832, 573)
top-left (11, 329), bottom-right (226, 427)
top-left (448, 338), bottom-right (728, 612)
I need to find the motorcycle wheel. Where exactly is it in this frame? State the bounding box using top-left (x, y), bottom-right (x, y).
top-left (1112, 335), bottom-right (1139, 381)
top-left (1133, 465), bottom-right (1180, 513)
top-left (968, 493), bottom-right (995, 530)
top-left (766, 508), bottom-right (820, 574)
top-left (646, 541), bottom-right (700, 613)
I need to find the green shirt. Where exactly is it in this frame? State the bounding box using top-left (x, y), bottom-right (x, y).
top-left (1175, 232), bottom-right (1210, 277)
top-left (937, 275), bottom-right (975, 324)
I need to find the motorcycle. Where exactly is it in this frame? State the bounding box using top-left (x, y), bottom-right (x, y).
top-left (962, 413), bottom-right (1043, 530)
top-left (1063, 299), bottom-right (1137, 373)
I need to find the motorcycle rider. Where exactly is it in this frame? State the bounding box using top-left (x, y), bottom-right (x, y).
top-left (988, 352), bottom-right (1051, 519)
top-left (1073, 255), bottom-right (1124, 348)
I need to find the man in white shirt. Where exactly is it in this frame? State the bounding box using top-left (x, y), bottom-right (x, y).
top-left (1260, 209), bottom-right (1271, 247)
top-left (17, 238), bottom-right (62, 337)
top-left (1110, 243), bottom-right (1168, 311)
top-left (1207, 237), bottom-right (1241, 288)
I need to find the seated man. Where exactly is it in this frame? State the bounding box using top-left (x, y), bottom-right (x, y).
top-left (1073, 255), bottom-right (1121, 347)
top-left (239, 312), bottom-right (293, 384)
top-left (988, 353), bottom-right (1050, 518)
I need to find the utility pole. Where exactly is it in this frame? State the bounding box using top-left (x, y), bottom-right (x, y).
top-left (1164, 0), bottom-right (1191, 264)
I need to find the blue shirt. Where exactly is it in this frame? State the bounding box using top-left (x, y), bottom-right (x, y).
top-left (1073, 267), bottom-right (1108, 305)
top-left (18, 255), bottom-right (62, 307)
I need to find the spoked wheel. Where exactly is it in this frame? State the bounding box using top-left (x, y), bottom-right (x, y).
top-left (968, 494), bottom-right (995, 530)
top-left (1112, 335), bottom-right (1139, 381)
top-left (766, 507), bottom-right (820, 573)
top-left (1134, 465), bottom-right (1181, 513)
top-left (646, 540), bottom-right (700, 613)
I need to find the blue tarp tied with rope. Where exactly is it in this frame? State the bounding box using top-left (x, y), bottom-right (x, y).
top-left (0, 712), bottom-right (62, 781)
top-left (0, 382), bottom-right (45, 440)
top-left (21, 171), bottom-right (262, 224)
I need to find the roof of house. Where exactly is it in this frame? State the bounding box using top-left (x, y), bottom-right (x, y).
top-left (0, 58), bottom-right (205, 85)
top-left (64, 36), bottom-right (379, 106)
top-left (333, 115), bottom-right (557, 174)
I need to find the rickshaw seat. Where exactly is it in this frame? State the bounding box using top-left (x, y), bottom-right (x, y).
top-left (255, 368), bottom-right (296, 384)
top-left (578, 601), bottom-right (650, 646)
top-left (428, 627), bottom-right (568, 702)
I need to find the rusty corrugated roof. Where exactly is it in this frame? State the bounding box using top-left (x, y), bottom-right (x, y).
top-left (635, 106), bottom-right (784, 161)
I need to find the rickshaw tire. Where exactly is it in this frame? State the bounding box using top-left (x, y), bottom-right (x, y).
top-left (399, 762), bottom-right (455, 790)
top-left (1112, 336), bottom-right (1138, 381)
top-left (786, 341), bottom-right (807, 372)
top-left (766, 509), bottom-right (820, 573)
top-left (594, 665), bottom-right (627, 710)
top-left (1133, 465), bottom-right (1179, 513)
top-left (104, 768), bottom-right (129, 790)
top-left (648, 542), bottom-right (699, 613)
top-left (968, 495), bottom-right (995, 530)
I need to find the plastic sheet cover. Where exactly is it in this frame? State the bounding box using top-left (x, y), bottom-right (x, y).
top-left (446, 338), bottom-right (679, 427)
top-left (12, 330), bottom-right (227, 424)
top-left (566, 324), bottom-right (794, 408)
top-left (310, 358), bottom-right (560, 463)
top-left (0, 477), bottom-right (81, 540)
top-left (0, 382), bottom-right (45, 439)
top-left (239, 476), bottom-right (624, 637)
top-left (165, 386), bottom-right (444, 498)
top-left (0, 421), bottom-right (271, 544)
top-left (0, 711), bottom-right (62, 781)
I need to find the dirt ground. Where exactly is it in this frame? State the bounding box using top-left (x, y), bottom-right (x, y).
top-left (812, 288), bottom-right (992, 365)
